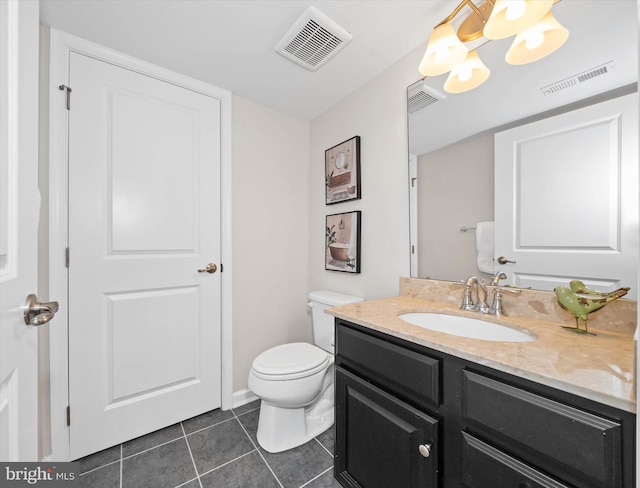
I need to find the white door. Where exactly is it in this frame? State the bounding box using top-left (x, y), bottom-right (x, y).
top-left (495, 93), bottom-right (638, 298)
top-left (68, 52), bottom-right (222, 459)
top-left (0, 0), bottom-right (41, 461)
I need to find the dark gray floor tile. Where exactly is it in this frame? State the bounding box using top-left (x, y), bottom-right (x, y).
top-left (261, 439), bottom-right (333, 488)
top-left (122, 438), bottom-right (196, 488)
top-left (303, 469), bottom-right (342, 488)
top-left (315, 427), bottom-right (335, 455)
top-left (76, 445), bottom-right (121, 473)
top-left (175, 480), bottom-right (200, 488)
top-left (122, 423), bottom-right (183, 457)
top-left (236, 407), bottom-right (259, 446)
top-left (182, 408), bottom-right (234, 434)
top-left (187, 418), bottom-right (255, 474)
top-left (199, 451), bottom-right (279, 488)
top-left (79, 461), bottom-right (120, 488)
top-left (231, 399), bottom-right (260, 416)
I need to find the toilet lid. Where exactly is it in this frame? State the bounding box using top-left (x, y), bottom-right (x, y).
top-left (251, 343), bottom-right (329, 379)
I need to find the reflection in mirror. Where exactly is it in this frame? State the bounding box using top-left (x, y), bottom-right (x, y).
top-left (408, 0), bottom-right (638, 298)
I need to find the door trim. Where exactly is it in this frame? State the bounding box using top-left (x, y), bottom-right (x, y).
top-left (48, 29), bottom-right (233, 461)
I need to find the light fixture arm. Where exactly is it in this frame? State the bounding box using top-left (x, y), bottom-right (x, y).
top-left (435, 0), bottom-right (493, 28)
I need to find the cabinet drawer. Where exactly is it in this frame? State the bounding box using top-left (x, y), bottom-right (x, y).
top-left (336, 322), bottom-right (440, 408)
top-left (462, 370), bottom-right (622, 488)
top-left (461, 433), bottom-right (570, 488)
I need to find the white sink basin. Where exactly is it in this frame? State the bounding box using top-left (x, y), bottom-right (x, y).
top-left (398, 313), bottom-right (536, 342)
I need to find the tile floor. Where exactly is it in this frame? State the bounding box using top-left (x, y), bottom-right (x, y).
top-left (76, 400), bottom-right (342, 488)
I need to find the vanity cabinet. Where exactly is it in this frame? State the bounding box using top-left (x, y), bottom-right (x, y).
top-left (334, 319), bottom-right (635, 488)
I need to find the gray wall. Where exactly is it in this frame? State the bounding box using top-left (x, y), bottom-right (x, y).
top-left (417, 131), bottom-right (494, 281)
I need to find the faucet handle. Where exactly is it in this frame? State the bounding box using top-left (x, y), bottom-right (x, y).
top-left (489, 288), bottom-right (507, 316)
top-left (460, 287), bottom-right (475, 311)
top-left (497, 286), bottom-right (521, 295)
top-left (489, 287), bottom-right (521, 316)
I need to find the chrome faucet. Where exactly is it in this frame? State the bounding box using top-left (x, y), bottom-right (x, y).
top-left (460, 276), bottom-right (489, 314)
top-left (491, 271), bottom-right (508, 286)
top-left (461, 275), bottom-right (524, 315)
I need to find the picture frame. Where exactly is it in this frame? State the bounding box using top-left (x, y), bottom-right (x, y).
top-left (325, 136), bottom-right (361, 205)
top-left (325, 211), bottom-right (361, 273)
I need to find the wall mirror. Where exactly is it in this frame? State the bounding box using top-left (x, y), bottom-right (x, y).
top-left (408, 0), bottom-right (638, 298)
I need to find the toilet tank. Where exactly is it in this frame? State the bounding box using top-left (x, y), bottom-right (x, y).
top-left (309, 290), bottom-right (364, 353)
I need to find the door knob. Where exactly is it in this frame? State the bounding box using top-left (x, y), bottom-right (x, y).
top-left (418, 443), bottom-right (432, 458)
top-left (197, 263), bottom-right (218, 274)
top-left (497, 256), bottom-right (516, 265)
top-left (23, 294), bottom-right (59, 326)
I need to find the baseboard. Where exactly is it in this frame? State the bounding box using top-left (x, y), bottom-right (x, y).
top-left (232, 389), bottom-right (259, 409)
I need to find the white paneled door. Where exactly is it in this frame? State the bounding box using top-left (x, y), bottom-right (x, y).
top-left (494, 93), bottom-right (638, 297)
top-left (68, 52), bottom-right (222, 459)
top-left (0, 0), bottom-right (40, 461)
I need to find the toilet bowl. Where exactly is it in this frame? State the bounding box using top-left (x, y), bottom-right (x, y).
top-left (247, 290), bottom-right (363, 453)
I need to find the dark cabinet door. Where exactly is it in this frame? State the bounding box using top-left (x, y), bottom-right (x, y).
top-left (335, 366), bottom-right (439, 488)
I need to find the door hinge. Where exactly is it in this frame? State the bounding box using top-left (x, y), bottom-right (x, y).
top-left (411, 245), bottom-right (415, 254)
top-left (66, 406), bottom-right (71, 426)
top-left (411, 177), bottom-right (417, 188)
top-left (65, 247), bottom-right (70, 268)
top-left (59, 84), bottom-right (72, 110)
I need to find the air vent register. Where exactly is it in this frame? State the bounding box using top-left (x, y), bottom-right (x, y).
top-left (275, 6), bottom-right (353, 72)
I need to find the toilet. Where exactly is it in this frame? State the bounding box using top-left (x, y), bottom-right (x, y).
top-left (248, 290), bottom-right (364, 453)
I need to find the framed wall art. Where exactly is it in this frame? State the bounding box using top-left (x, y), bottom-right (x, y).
top-left (325, 136), bottom-right (361, 205)
top-left (325, 211), bottom-right (361, 273)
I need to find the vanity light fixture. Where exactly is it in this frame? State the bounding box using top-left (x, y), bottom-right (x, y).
top-left (444, 50), bottom-right (491, 93)
top-left (419, 0), bottom-right (569, 93)
top-left (483, 0), bottom-right (554, 39)
top-left (418, 23), bottom-right (469, 76)
top-left (505, 11), bottom-right (569, 65)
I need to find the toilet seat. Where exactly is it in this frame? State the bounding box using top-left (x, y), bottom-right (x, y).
top-left (251, 342), bottom-right (329, 381)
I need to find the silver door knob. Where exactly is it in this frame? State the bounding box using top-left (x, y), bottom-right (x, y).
top-left (497, 256), bottom-right (516, 265)
top-left (418, 443), bottom-right (431, 458)
top-left (23, 294), bottom-right (59, 326)
top-left (197, 263), bottom-right (217, 274)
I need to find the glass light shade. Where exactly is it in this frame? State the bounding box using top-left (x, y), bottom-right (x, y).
top-left (483, 0), bottom-right (553, 40)
top-left (443, 51), bottom-right (491, 93)
top-left (419, 23), bottom-right (469, 76)
top-left (505, 12), bottom-right (569, 65)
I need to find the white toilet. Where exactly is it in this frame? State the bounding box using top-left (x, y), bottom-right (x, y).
top-left (248, 290), bottom-right (363, 453)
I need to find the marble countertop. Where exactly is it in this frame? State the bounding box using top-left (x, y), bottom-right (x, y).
top-left (327, 295), bottom-right (636, 413)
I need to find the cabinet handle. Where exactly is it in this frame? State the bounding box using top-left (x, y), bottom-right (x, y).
top-left (418, 443), bottom-right (431, 458)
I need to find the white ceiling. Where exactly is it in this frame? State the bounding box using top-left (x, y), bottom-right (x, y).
top-left (40, 0), bottom-right (454, 121)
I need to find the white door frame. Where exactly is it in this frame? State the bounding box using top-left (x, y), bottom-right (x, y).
top-left (48, 29), bottom-right (233, 461)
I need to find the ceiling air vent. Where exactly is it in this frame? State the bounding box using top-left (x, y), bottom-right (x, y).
top-left (540, 61), bottom-right (615, 96)
top-left (275, 6), bottom-right (353, 72)
top-left (408, 83), bottom-right (446, 115)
